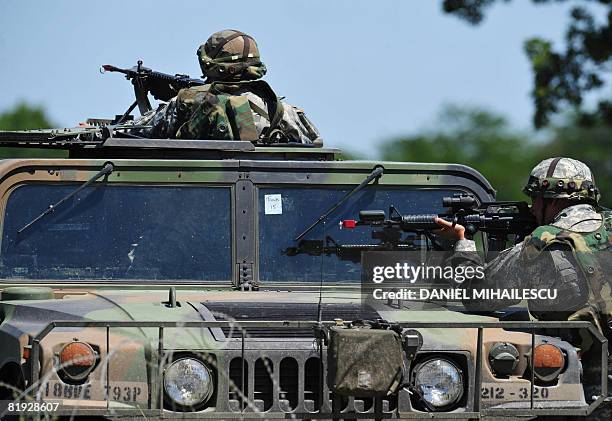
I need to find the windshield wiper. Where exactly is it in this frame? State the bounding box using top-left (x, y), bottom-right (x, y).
top-left (17, 163), bottom-right (114, 234)
top-left (293, 166), bottom-right (384, 241)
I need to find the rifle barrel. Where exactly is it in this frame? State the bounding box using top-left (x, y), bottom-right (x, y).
top-left (101, 64), bottom-right (127, 74)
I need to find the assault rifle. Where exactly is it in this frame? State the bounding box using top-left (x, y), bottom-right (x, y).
top-left (101, 60), bottom-right (205, 115)
top-left (285, 194), bottom-right (537, 259)
top-left (341, 193), bottom-right (538, 250)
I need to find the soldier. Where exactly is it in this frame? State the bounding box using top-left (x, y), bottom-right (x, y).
top-left (135, 30), bottom-right (321, 144)
top-left (435, 157), bottom-right (612, 415)
top-left (435, 157), bottom-right (610, 323)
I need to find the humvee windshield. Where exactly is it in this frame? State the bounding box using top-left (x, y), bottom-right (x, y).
top-left (259, 186), bottom-right (459, 282)
top-left (1, 184), bottom-right (232, 281)
top-left (0, 182), bottom-right (468, 284)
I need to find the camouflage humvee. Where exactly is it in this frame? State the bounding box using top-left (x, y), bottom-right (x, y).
top-left (0, 130), bottom-right (607, 420)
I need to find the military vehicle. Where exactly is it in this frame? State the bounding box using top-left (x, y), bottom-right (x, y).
top-left (0, 65), bottom-right (608, 420)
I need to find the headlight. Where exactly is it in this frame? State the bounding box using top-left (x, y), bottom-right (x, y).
top-left (164, 357), bottom-right (214, 409)
top-left (413, 358), bottom-right (464, 409)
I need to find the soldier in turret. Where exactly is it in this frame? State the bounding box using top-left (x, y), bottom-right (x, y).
top-left (136, 30), bottom-right (321, 144)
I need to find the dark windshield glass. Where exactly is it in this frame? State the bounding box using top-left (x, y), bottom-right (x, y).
top-left (258, 187), bottom-right (462, 283)
top-left (1, 184), bottom-right (231, 281)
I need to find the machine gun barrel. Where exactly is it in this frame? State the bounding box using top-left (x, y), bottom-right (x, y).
top-left (101, 62), bottom-right (205, 104)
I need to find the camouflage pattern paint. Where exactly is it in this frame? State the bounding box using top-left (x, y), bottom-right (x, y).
top-left (0, 152), bottom-right (604, 418)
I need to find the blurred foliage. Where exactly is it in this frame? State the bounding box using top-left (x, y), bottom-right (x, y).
top-left (0, 102), bottom-right (66, 158)
top-left (381, 105), bottom-right (611, 206)
top-left (1, 103), bottom-right (608, 208)
top-left (381, 105), bottom-right (539, 200)
top-left (336, 151), bottom-right (366, 161)
top-left (0, 102), bottom-right (55, 130)
top-left (442, 0), bottom-right (612, 128)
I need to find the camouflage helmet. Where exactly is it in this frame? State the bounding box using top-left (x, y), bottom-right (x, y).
top-left (522, 157), bottom-right (600, 204)
top-left (197, 30), bottom-right (267, 81)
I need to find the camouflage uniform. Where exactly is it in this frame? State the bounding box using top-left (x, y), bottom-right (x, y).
top-left (454, 158), bottom-right (610, 325)
top-left (135, 30), bottom-right (321, 144)
top-left (455, 203), bottom-right (610, 318)
top-left (452, 157), bottom-right (612, 415)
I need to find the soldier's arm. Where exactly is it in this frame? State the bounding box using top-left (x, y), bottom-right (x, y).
top-left (434, 218), bottom-right (527, 309)
top-left (278, 101), bottom-right (323, 145)
top-left (434, 217), bottom-right (530, 289)
top-left (150, 99), bottom-right (180, 138)
top-left (129, 97), bottom-right (182, 139)
top-left (455, 241), bottom-right (527, 311)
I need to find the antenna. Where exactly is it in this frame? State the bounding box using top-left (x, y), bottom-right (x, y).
top-left (317, 221), bottom-right (326, 323)
top-left (316, 221), bottom-right (326, 412)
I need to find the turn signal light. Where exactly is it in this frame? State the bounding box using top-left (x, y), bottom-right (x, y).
top-left (533, 344), bottom-right (565, 382)
top-left (58, 341), bottom-right (98, 382)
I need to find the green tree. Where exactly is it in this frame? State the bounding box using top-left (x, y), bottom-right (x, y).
top-left (381, 105), bottom-right (610, 206)
top-left (336, 151), bottom-right (366, 161)
top-left (381, 105), bottom-right (539, 200)
top-left (0, 102), bottom-right (65, 157)
top-left (442, 0), bottom-right (612, 128)
top-left (0, 102), bottom-right (55, 130)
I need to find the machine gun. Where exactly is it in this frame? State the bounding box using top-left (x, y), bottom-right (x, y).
top-left (340, 193), bottom-right (538, 251)
top-left (101, 60), bottom-right (205, 115)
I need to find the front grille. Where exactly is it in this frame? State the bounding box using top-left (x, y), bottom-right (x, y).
top-left (222, 351), bottom-right (399, 416)
top-left (254, 358), bottom-right (273, 411)
top-left (205, 302), bottom-right (380, 338)
top-left (228, 356), bottom-right (305, 412)
top-left (228, 358), bottom-right (248, 409)
top-left (304, 357), bottom-right (322, 411)
top-left (29, 319), bottom-right (602, 419)
top-left (279, 357), bottom-right (299, 411)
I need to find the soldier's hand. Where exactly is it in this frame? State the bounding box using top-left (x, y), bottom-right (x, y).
top-left (433, 217), bottom-right (466, 241)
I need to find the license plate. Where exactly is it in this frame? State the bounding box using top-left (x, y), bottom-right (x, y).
top-left (42, 380), bottom-right (147, 404)
top-left (480, 382), bottom-right (582, 403)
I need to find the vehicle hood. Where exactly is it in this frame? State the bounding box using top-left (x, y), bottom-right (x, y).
top-left (0, 287), bottom-right (501, 349)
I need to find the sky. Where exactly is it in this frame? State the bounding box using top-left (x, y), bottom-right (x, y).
top-left (0, 0), bottom-right (604, 156)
